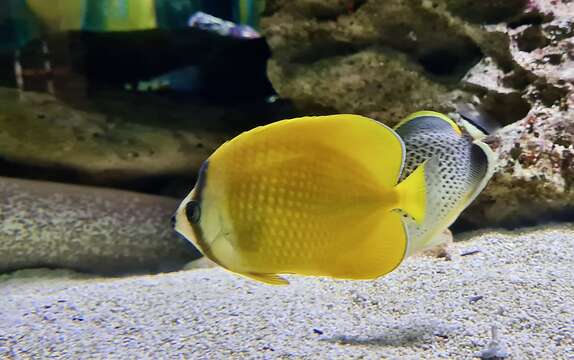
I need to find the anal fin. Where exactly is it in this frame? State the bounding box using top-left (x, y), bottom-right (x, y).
top-left (241, 272), bottom-right (290, 286)
top-left (330, 212), bottom-right (407, 280)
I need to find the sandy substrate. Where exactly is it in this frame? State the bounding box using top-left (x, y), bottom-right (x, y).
top-left (1, 225), bottom-right (573, 359)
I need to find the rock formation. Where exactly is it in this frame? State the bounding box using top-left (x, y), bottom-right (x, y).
top-left (262, 0), bottom-right (574, 227)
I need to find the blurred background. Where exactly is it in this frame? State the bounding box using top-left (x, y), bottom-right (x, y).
top-left (0, 0), bottom-right (573, 274)
top-left (0, 0), bottom-right (294, 197)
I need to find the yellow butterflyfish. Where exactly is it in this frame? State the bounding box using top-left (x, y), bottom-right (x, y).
top-left (174, 115), bottom-right (427, 285)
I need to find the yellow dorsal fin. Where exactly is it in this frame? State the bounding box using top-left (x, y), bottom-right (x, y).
top-left (394, 111), bottom-right (462, 136)
top-left (394, 161), bottom-right (427, 224)
top-left (241, 273), bottom-right (289, 286)
top-left (216, 114), bottom-right (406, 188)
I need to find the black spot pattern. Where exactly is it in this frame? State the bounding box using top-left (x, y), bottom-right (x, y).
top-left (396, 117), bottom-right (482, 251)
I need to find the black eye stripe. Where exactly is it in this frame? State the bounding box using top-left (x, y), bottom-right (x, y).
top-left (186, 200), bottom-right (201, 224)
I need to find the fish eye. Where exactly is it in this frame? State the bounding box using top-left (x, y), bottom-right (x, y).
top-left (186, 200), bottom-right (201, 224)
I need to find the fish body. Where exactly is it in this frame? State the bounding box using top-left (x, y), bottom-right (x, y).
top-left (175, 115), bottom-right (427, 285)
top-left (189, 0), bottom-right (266, 29)
top-left (4, 0), bottom-right (265, 51)
top-left (394, 111), bottom-right (495, 255)
top-left (188, 11), bottom-right (260, 39)
top-left (125, 65), bottom-right (202, 93)
top-left (26, 0), bottom-right (157, 32)
top-left (26, 0), bottom-right (84, 31)
top-left (25, 0), bottom-right (265, 33)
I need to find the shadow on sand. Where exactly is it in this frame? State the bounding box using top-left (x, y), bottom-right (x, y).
top-left (320, 319), bottom-right (451, 347)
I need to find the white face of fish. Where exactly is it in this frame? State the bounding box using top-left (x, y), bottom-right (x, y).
top-left (173, 161), bottom-right (235, 268)
top-left (175, 186), bottom-right (243, 272)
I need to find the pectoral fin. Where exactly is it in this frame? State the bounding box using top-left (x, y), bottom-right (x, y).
top-left (395, 160), bottom-right (428, 224)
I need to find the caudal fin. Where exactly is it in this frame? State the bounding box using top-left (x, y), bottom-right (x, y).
top-left (394, 161), bottom-right (427, 224)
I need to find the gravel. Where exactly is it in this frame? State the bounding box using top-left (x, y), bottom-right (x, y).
top-left (0, 176), bottom-right (200, 274)
top-left (1, 225), bottom-right (573, 359)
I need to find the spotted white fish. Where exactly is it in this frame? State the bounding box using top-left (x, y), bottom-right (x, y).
top-left (394, 111), bottom-right (496, 255)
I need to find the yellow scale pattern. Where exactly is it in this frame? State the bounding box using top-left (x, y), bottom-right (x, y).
top-left (219, 136), bottom-right (391, 276)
